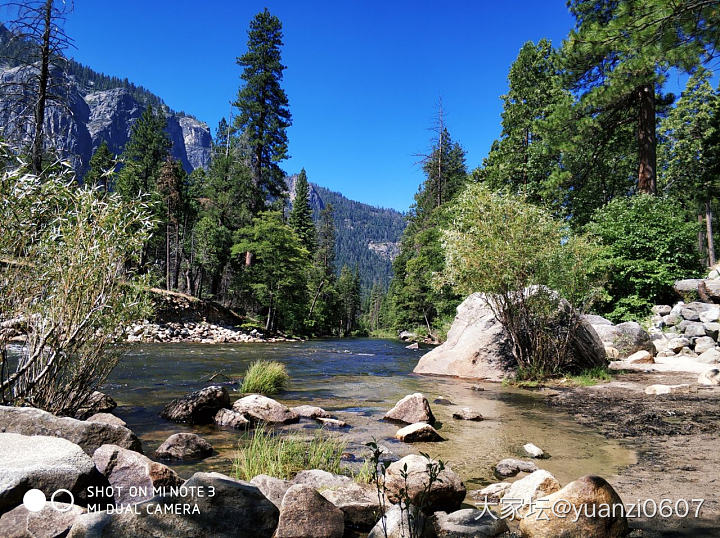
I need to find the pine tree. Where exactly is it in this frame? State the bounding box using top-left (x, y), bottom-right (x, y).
top-left (157, 157), bottom-right (185, 290)
top-left (84, 141), bottom-right (115, 192)
top-left (233, 8), bottom-right (292, 206)
top-left (288, 169), bottom-right (316, 253)
top-left (307, 204), bottom-right (338, 333)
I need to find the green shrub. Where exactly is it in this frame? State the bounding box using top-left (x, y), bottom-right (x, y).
top-left (240, 360), bottom-right (289, 395)
top-left (234, 426), bottom-right (345, 481)
top-left (585, 194), bottom-right (703, 322)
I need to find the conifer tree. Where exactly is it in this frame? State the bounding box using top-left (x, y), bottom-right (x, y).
top-left (288, 169), bottom-right (316, 253)
top-left (84, 141), bottom-right (115, 192)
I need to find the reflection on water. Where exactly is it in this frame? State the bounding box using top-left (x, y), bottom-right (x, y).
top-left (105, 339), bottom-right (636, 491)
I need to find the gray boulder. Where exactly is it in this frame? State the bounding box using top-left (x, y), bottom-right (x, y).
top-left (291, 405), bottom-right (331, 419)
top-left (431, 509), bottom-right (509, 537)
top-left (275, 484), bottom-right (345, 538)
top-left (291, 470), bottom-right (352, 490)
top-left (452, 407), bottom-right (484, 421)
top-left (698, 369), bottom-right (720, 385)
top-left (75, 391), bottom-right (117, 420)
top-left (494, 458), bottom-right (538, 478)
top-left (0, 502), bottom-right (85, 538)
top-left (319, 482), bottom-right (384, 531)
top-left (154, 432), bottom-right (213, 461)
top-left (232, 394), bottom-right (299, 424)
top-left (0, 406), bottom-right (141, 455)
top-left (250, 474), bottom-right (291, 508)
top-left (395, 422), bottom-right (444, 442)
top-left (0, 433), bottom-right (111, 513)
top-left (67, 472), bottom-right (279, 537)
top-left (368, 504), bottom-right (425, 538)
top-left (469, 482), bottom-right (511, 503)
top-left (591, 321), bottom-right (655, 358)
top-left (214, 408), bottom-right (250, 429)
top-left (383, 393), bottom-right (435, 424)
top-left (86, 413), bottom-right (126, 428)
top-left (384, 454), bottom-right (466, 512)
top-left (160, 385), bottom-right (230, 425)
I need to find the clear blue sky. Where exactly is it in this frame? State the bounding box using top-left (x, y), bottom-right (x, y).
top-left (64, 2), bottom-right (572, 210)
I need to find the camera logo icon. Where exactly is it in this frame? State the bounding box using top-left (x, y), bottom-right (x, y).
top-left (22, 489), bottom-right (75, 512)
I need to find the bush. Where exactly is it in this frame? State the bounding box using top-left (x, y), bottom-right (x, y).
top-left (234, 425), bottom-right (345, 481)
top-left (585, 194), bottom-right (703, 322)
top-left (240, 360), bottom-right (289, 395)
top-left (439, 184), bottom-right (605, 378)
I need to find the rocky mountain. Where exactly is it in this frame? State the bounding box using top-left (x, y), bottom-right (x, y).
top-left (285, 175), bottom-right (406, 288)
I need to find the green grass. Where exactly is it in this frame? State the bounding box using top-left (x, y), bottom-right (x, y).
top-left (565, 366), bottom-right (612, 386)
top-left (233, 425), bottom-right (346, 481)
top-left (240, 359), bottom-right (289, 395)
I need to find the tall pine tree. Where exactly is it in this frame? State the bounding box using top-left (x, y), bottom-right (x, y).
top-left (288, 169), bottom-right (316, 253)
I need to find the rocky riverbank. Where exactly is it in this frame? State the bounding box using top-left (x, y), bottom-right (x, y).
top-left (123, 320), bottom-right (297, 344)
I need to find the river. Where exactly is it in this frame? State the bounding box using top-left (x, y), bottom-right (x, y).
top-left (104, 338), bottom-right (636, 492)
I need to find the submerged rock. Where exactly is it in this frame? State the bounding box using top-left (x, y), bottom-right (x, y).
top-left (494, 458), bottom-right (538, 478)
top-left (154, 432), bottom-right (213, 461)
top-left (451, 407), bottom-right (484, 421)
top-left (395, 422), bottom-right (444, 442)
top-left (291, 405), bottom-right (331, 419)
top-left (160, 385), bottom-right (231, 425)
top-left (383, 393), bottom-right (435, 424)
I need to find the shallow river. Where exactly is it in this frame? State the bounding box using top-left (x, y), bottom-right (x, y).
top-left (104, 338), bottom-right (636, 492)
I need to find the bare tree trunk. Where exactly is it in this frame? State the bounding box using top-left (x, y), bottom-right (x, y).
top-left (706, 200), bottom-right (716, 266)
top-left (30, 0), bottom-right (53, 175)
top-left (698, 213), bottom-right (706, 263)
top-left (637, 83), bottom-right (657, 195)
top-left (165, 218), bottom-right (170, 291)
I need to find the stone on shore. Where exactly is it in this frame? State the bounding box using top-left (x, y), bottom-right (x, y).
top-left (0, 503), bottom-right (85, 538)
top-left (452, 407), bottom-right (484, 421)
top-left (86, 413), bottom-right (127, 427)
top-left (160, 385), bottom-right (231, 425)
top-left (698, 368), bottom-right (720, 386)
top-left (154, 432), bottom-right (213, 461)
top-left (494, 458), bottom-right (538, 478)
top-left (383, 454), bottom-right (466, 512)
top-left (431, 509), bottom-right (509, 537)
top-left (67, 472), bottom-right (279, 538)
top-left (503, 470), bottom-right (561, 516)
top-left (74, 391), bottom-right (117, 420)
top-left (383, 393), bottom-right (435, 424)
top-left (591, 321), bottom-right (655, 358)
top-left (93, 444), bottom-right (183, 504)
top-left (250, 475), bottom-right (291, 509)
top-left (319, 481), bottom-right (383, 531)
top-left (275, 484), bottom-right (345, 538)
top-left (0, 405), bottom-right (142, 455)
top-left (519, 475), bottom-right (628, 538)
top-left (291, 470), bottom-right (352, 490)
top-left (214, 408), bottom-right (251, 429)
top-left (232, 394), bottom-right (299, 424)
top-left (696, 348), bottom-right (720, 364)
top-left (644, 384), bottom-right (692, 395)
top-left (625, 350), bottom-right (654, 364)
top-left (395, 422), bottom-right (444, 442)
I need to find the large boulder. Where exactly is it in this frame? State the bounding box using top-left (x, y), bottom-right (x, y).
top-left (502, 470), bottom-right (561, 516)
top-left (154, 432), bottom-right (213, 461)
top-left (160, 385), bottom-right (230, 424)
top-left (383, 454), bottom-right (466, 512)
top-left (275, 484), bottom-right (345, 538)
top-left (368, 504), bottom-right (425, 538)
top-left (590, 321), bottom-right (655, 358)
top-left (291, 470), bottom-right (352, 490)
top-left (74, 391), bottom-right (117, 420)
top-left (319, 482), bottom-right (384, 531)
top-left (383, 393), bottom-right (435, 424)
top-left (93, 444), bottom-right (183, 505)
top-left (214, 408), bottom-right (250, 429)
top-left (67, 472), bottom-right (279, 537)
top-left (232, 394), bottom-right (299, 424)
top-left (86, 413), bottom-right (127, 428)
top-left (250, 474), bottom-right (291, 508)
top-left (431, 509), bottom-right (509, 537)
top-left (519, 475), bottom-right (628, 537)
top-left (0, 406), bottom-right (141, 455)
top-left (0, 502), bottom-right (85, 538)
top-left (0, 433), bottom-right (111, 513)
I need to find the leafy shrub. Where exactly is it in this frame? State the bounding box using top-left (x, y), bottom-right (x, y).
top-left (240, 359), bottom-right (289, 395)
top-left (234, 425), bottom-right (345, 481)
top-left (585, 194), bottom-right (703, 322)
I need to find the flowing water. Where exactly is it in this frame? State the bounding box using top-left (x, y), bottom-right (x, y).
top-left (104, 338), bottom-right (636, 492)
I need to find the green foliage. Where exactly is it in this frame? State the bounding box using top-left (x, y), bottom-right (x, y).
top-left (566, 366), bottom-right (612, 387)
top-left (240, 359), bottom-right (289, 395)
top-left (336, 265), bottom-right (361, 336)
top-left (84, 142), bottom-right (115, 192)
top-left (585, 194), bottom-right (703, 321)
top-left (288, 169), bottom-right (316, 253)
top-left (234, 425), bottom-right (345, 481)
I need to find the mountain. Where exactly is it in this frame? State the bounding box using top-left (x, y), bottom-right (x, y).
top-left (286, 175), bottom-right (406, 288)
top-left (0, 25), bottom-right (211, 174)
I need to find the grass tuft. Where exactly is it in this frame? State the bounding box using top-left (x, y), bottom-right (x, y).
top-left (234, 425), bottom-right (346, 481)
top-left (565, 366), bottom-right (612, 386)
top-left (240, 359), bottom-right (289, 395)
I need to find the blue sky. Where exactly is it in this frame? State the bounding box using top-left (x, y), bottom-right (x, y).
top-left (60, 2), bottom-right (682, 211)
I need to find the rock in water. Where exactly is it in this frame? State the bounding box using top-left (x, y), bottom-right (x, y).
top-left (75, 391), bottom-right (117, 419)
top-left (383, 454), bottom-right (466, 512)
top-left (503, 470), bottom-right (561, 516)
top-left (519, 475), bottom-right (628, 537)
top-left (232, 394), bottom-right (299, 424)
top-left (154, 433), bottom-right (214, 461)
top-left (0, 433), bottom-right (111, 513)
top-left (431, 509), bottom-right (509, 537)
top-left (523, 443), bottom-right (545, 458)
top-left (395, 422), bottom-right (444, 442)
top-left (214, 408), bottom-right (251, 429)
top-left (291, 405), bottom-right (331, 419)
top-left (0, 405), bottom-right (141, 455)
top-left (160, 385), bottom-right (231, 425)
top-left (93, 444), bottom-right (183, 504)
top-left (494, 458), bottom-right (538, 478)
top-left (383, 393), bottom-right (435, 424)
top-left (275, 484), bottom-right (345, 538)
top-left (452, 407), bottom-right (484, 421)
top-left (67, 472), bottom-right (279, 538)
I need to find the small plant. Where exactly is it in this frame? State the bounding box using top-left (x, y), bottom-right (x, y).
top-left (234, 425), bottom-right (345, 481)
top-left (366, 440), bottom-right (390, 538)
top-left (566, 366), bottom-right (612, 386)
top-left (240, 359), bottom-right (289, 395)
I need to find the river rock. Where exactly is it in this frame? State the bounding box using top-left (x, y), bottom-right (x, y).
top-left (154, 432), bottom-right (213, 460)
top-left (383, 393), bottom-right (435, 424)
top-left (384, 454), bottom-right (466, 512)
top-left (291, 405), bottom-right (331, 419)
top-left (494, 458), bottom-right (538, 478)
top-left (699, 306), bottom-right (720, 323)
top-left (503, 470), bottom-right (561, 516)
top-left (275, 484), bottom-right (345, 538)
top-left (316, 417), bottom-right (348, 428)
top-left (519, 475), bottom-right (628, 537)
top-left (0, 502), bottom-right (85, 538)
top-left (214, 408), bottom-right (250, 429)
top-left (93, 444), bottom-right (183, 505)
top-left (74, 391), bottom-right (118, 419)
top-left (395, 422), bottom-right (444, 442)
top-left (668, 336), bottom-right (692, 352)
top-left (431, 509), bottom-right (509, 537)
top-left (452, 407), bottom-right (484, 421)
top-left (698, 369), bottom-right (720, 385)
top-left (470, 482), bottom-right (511, 503)
top-left (0, 433), bottom-right (111, 513)
top-left (160, 385), bottom-right (231, 425)
top-left (704, 322), bottom-right (720, 339)
top-left (644, 384), bottom-right (692, 395)
top-left (0, 405), bottom-right (141, 455)
top-left (685, 322), bottom-right (707, 338)
top-left (651, 305), bottom-right (672, 316)
top-left (696, 348), bottom-right (720, 364)
top-left (680, 307), bottom-right (701, 321)
top-left (250, 475), bottom-right (291, 508)
top-left (67, 472), bottom-right (278, 537)
top-left (291, 470), bottom-right (352, 490)
top-left (625, 350), bottom-right (654, 364)
top-left (320, 481), bottom-right (383, 531)
top-left (674, 279), bottom-right (702, 297)
top-left (523, 443), bottom-right (545, 458)
top-left (232, 394), bottom-right (299, 424)
top-left (693, 337), bottom-right (716, 355)
top-left (368, 504), bottom-right (424, 538)
top-left (86, 413), bottom-right (127, 427)
top-left (591, 321), bottom-right (655, 358)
